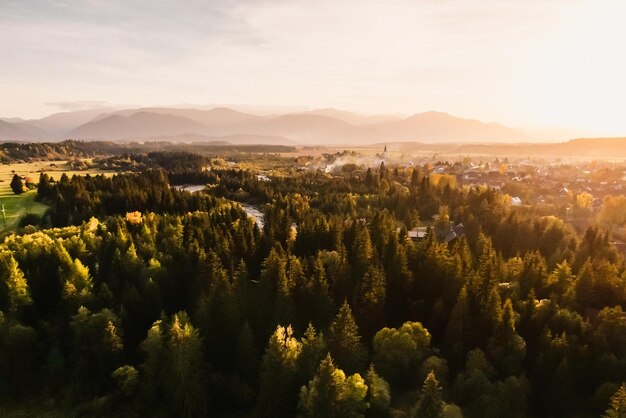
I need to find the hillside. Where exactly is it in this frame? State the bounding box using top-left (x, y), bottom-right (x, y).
top-left (92, 107), bottom-right (263, 128)
top-left (28, 108), bottom-right (118, 135)
top-left (298, 108), bottom-right (402, 125)
top-left (3, 107), bottom-right (550, 144)
top-left (0, 119), bottom-right (48, 141)
top-left (70, 112), bottom-right (209, 139)
top-left (376, 111), bottom-right (529, 142)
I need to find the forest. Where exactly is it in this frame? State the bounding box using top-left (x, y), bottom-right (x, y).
top-left (2, 150), bottom-right (626, 417)
top-left (0, 140), bottom-right (295, 163)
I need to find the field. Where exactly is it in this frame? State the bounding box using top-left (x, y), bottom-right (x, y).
top-left (0, 161), bottom-right (116, 231)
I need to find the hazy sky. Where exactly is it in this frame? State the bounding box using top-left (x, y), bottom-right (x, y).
top-left (1, 0), bottom-right (625, 134)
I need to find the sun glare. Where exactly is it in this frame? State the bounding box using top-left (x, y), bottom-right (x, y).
top-left (515, 1), bottom-right (626, 134)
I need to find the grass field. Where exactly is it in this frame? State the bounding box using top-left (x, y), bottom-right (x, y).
top-left (0, 189), bottom-right (48, 230)
top-left (0, 161), bottom-right (116, 231)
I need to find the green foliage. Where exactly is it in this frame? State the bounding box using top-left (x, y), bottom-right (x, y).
top-left (413, 371), bottom-right (444, 418)
top-left (112, 365), bottom-right (139, 397)
top-left (0, 252), bottom-right (31, 312)
top-left (0, 317), bottom-right (39, 399)
top-left (140, 312), bottom-right (207, 417)
top-left (373, 321), bottom-right (432, 386)
top-left (1, 152), bottom-right (626, 416)
top-left (258, 325), bottom-right (302, 417)
top-left (298, 353), bottom-right (368, 418)
top-left (70, 306), bottom-right (124, 398)
top-left (328, 302), bottom-right (367, 374)
top-left (365, 364), bottom-right (391, 417)
top-left (10, 174), bottom-right (25, 194)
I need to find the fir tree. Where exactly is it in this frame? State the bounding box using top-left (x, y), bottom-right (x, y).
top-left (10, 173), bottom-right (25, 194)
top-left (606, 384), bottom-right (626, 418)
top-left (413, 371), bottom-right (444, 418)
top-left (328, 301), bottom-right (366, 374)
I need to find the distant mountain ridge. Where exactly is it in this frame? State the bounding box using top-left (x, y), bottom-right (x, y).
top-left (0, 119), bottom-right (48, 140)
top-left (70, 112), bottom-right (209, 139)
top-left (0, 106), bottom-right (538, 144)
top-left (372, 137), bottom-right (626, 158)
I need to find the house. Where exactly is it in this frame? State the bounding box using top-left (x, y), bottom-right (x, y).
top-left (591, 198), bottom-right (603, 212)
top-left (444, 223), bottom-right (465, 243)
top-left (405, 224), bottom-right (464, 243)
top-left (406, 227), bottom-right (429, 241)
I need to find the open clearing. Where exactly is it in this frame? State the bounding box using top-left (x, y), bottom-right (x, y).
top-left (0, 161), bottom-right (116, 231)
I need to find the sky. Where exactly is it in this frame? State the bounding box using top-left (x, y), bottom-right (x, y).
top-left (1, 0), bottom-right (626, 136)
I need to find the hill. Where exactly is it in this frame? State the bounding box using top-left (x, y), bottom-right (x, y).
top-left (298, 108), bottom-right (402, 125)
top-left (376, 111), bottom-right (529, 143)
top-left (0, 119), bottom-right (48, 141)
top-left (70, 112), bottom-right (209, 139)
top-left (28, 108), bottom-right (117, 135)
top-left (92, 107), bottom-right (263, 128)
top-left (6, 106), bottom-right (545, 144)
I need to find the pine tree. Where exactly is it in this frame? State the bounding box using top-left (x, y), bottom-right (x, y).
top-left (10, 174), bottom-right (25, 194)
top-left (365, 364), bottom-right (391, 417)
top-left (236, 322), bottom-right (258, 384)
top-left (299, 354), bottom-right (342, 418)
top-left (298, 353), bottom-right (368, 418)
top-left (258, 325), bottom-right (302, 417)
top-left (548, 260), bottom-right (574, 302)
top-left (356, 265), bottom-right (387, 340)
top-left (0, 253), bottom-right (31, 312)
top-left (384, 236), bottom-right (412, 324)
top-left (574, 259), bottom-right (595, 309)
top-left (306, 258), bottom-right (334, 329)
top-left (379, 161), bottom-right (388, 181)
top-left (413, 371), bottom-right (444, 418)
top-left (605, 384), bottom-right (626, 418)
top-left (164, 312), bottom-right (207, 418)
top-left (487, 299), bottom-right (526, 377)
top-left (140, 313), bottom-right (207, 417)
top-left (328, 302), bottom-right (367, 374)
top-left (445, 286), bottom-right (469, 358)
top-left (298, 323), bottom-right (328, 381)
top-left (351, 221), bottom-right (373, 280)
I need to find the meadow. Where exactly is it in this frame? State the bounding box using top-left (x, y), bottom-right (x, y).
top-left (0, 161), bottom-right (115, 231)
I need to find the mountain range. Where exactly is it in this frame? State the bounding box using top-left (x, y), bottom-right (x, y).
top-left (0, 107), bottom-right (533, 144)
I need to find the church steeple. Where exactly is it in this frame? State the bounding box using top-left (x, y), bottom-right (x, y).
top-left (382, 144), bottom-right (388, 159)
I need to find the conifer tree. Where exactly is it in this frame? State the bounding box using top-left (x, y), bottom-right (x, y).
top-left (0, 253), bottom-right (31, 312)
top-left (298, 353), bottom-right (368, 418)
top-left (365, 364), bottom-right (391, 417)
top-left (258, 325), bottom-right (302, 417)
top-left (164, 312), bottom-right (207, 418)
top-left (356, 265), bottom-right (387, 340)
top-left (487, 299), bottom-right (526, 376)
top-left (10, 173), bottom-right (25, 194)
top-left (328, 301), bottom-right (366, 374)
top-left (351, 221), bottom-right (373, 280)
top-left (413, 371), bottom-right (444, 418)
top-left (605, 384), bottom-right (626, 418)
top-left (298, 323), bottom-right (328, 381)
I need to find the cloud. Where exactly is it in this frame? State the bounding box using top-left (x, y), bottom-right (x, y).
top-left (2, 0), bottom-right (624, 135)
top-left (45, 100), bottom-right (130, 111)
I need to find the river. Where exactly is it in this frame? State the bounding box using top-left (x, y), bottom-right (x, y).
top-left (239, 203), bottom-right (265, 229)
top-left (171, 184), bottom-right (264, 228)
